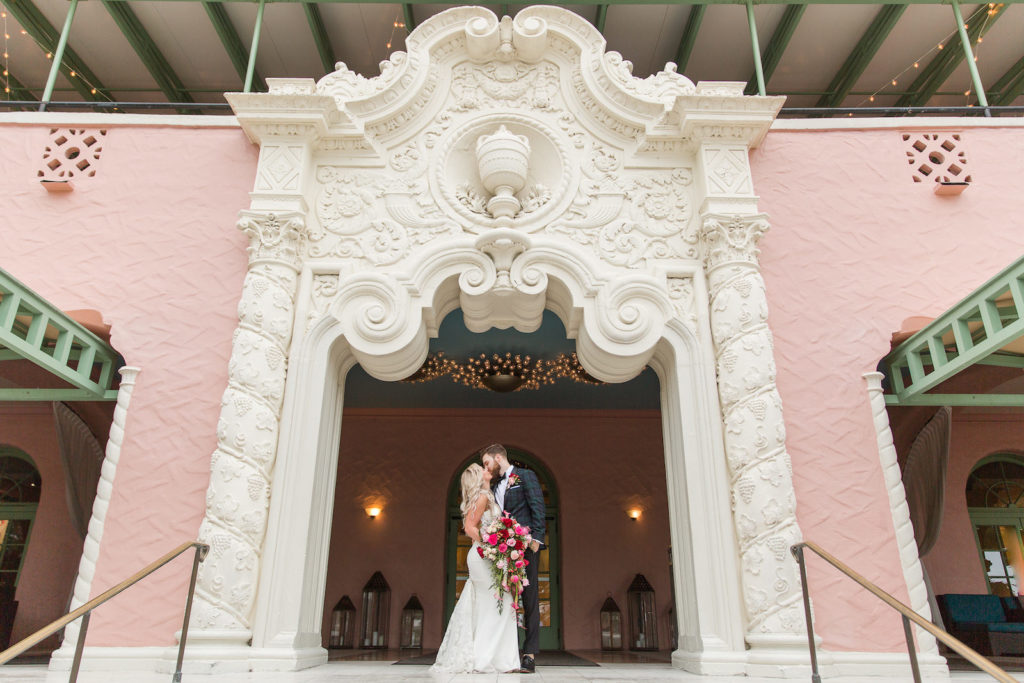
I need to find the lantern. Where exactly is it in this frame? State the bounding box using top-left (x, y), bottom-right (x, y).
top-left (599, 595), bottom-right (623, 650)
top-left (627, 573), bottom-right (658, 651)
top-left (328, 595), bottom-right (356, 649)
top-left (361, 571), bottom-right (391, 648)
top-left (400, 594), bottom-right (425, 650)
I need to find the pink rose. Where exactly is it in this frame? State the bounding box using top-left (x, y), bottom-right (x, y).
top-left (510, 550), bottom-right (520, 560)
top-left (515, 560), bottom-right (524, 568)
top-left (522, 579), bottom-right (530, 587)
top-left (514, 525), bottom-right (525, 535)
top-left (498, 543), bottom-right (508, 553)
top-left (488, 534), bottom-right (498, 545)
top-left (508, 539), bottom-right (516, 549)
top-left (511, 575), bottom-right (519, 583)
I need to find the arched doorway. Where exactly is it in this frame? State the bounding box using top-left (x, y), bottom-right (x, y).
top-left (444, 447), bottom-right (561, 650)
top-left (966, 453), bottom-right (1024, 596)
top-left (0, 447), bottom-right (41, 648)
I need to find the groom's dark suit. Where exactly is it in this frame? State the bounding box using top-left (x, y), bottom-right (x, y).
top-left (494, 466), bottom-right (546, 656)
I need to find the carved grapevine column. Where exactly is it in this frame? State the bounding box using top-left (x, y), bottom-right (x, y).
top-left (699, 213), bottom-right (806, 646)
top-left (191, 210), bottom-right (307, 641)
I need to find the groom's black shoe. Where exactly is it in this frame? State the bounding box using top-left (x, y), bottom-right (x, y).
top-left (521, 654), bottom-right (536, 673)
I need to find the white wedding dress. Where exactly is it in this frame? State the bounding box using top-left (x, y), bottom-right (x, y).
top-left (431, 494), bottom-right (520, 674)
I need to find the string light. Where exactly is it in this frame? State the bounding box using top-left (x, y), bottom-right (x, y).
top-left (402, 352), bottom-right (611, 393)
top-left (382, 10), bottom-right (409, 55)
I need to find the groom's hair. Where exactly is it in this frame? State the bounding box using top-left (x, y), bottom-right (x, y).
top-left (481, 443), bottom-right (506, 460)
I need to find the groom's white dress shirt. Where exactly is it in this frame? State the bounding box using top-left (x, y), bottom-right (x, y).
top-left (495, 465), bottom-right (513, 510)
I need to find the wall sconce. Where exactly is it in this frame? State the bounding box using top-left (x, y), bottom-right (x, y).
top-left (365, 506), bottom-right (382, 519)
top-left (627, 508), bottom-right (642, 521)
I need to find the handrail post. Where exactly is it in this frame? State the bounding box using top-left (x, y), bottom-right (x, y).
top-left (902, 615), bottom-right (923, 683)
top-left (173, 545), bottom-right (207, 682)
top-left (69, 611), bottom-right (90, 683)
top-left (792, 545), bottom-right (822, 683)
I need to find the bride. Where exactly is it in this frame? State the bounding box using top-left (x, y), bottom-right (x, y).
top-left (431, 463), bottom-right (521, 674)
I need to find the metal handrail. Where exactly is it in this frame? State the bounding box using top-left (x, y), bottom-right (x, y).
top-left (0, 540), bottom-right (209, 682)
top-left (792, 540), bottom-right (1019, 683)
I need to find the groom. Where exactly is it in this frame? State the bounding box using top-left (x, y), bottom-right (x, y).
top-left (481, 443), bottom-right (545, 674)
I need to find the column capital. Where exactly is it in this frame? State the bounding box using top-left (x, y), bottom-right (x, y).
top-left (237, 210), bottom-right (307, 271)
top-left (699, 212), bottom-right (770, 272)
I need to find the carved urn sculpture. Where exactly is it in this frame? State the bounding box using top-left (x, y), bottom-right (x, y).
top-left (475, 125), bottom-right (531, 224)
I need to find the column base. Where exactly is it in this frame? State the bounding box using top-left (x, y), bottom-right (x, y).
top-left (745, 633), bottom-right (815, 678)
top-left (248, 645), bottom-right (328, 671)
top-left (165, 628), bottom-right (253, 675)
top-left (672, 646), bottom-right (747, 676)
top-left (48, 646), bottom-right (167, 672)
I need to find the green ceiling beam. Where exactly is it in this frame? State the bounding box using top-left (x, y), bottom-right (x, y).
top-left (244, 0), bottom-right (266, 92)
top-left (816, 4), bottom-right (905, 108)
top-left (204, 1), bottom-right (266, 89)
top-left (744, 3), bottom-right (805, 96)
top-left (595, 4), bottom-right (609, 34)
top-left (102, 0), bottom-right (195, 103)
top-left (674, 4), bottom-right (705, 73)
top-left (3, 71), bottom-right (37, 101)
top-left (402, 3), bottom-right (416, 31)
top-left (895, 3), bottom-right (1004, 108)
top-left (305, 4), bottom-right (336, 73)
top-left (2, 0), bottom-right (106, 101)
top-left (989, 54), bottom-right (1024, 106)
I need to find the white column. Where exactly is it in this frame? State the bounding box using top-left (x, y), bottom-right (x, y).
top-left (863, 372), bottom-right (940, 657)
top-left (186, 211), bottom-right (307, 670)
top-left (50, 367), bottom-right (141, 669)
top-left (698, 213), bottom-right (808, 675)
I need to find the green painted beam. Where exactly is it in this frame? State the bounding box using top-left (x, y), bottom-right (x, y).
top-left (3, 71), bottom-right (37, 101)
top-left (403, 3), bottom-right (416, 32)
top-left (884, 393), bottom-right (1024, 407)
top-left (2, 0), bottom-right (106, 101)
top-left (745, 0), bottom-right (766, 96)
top-left (990, 54), bottom-right (1024, 106)
top-left (895, 3), bottom-right (1004, 108)
top-left (744, 4), bottom-right (805, 96)
top-left (305, 4), bottom-right (336, 74)
top-left (595, 4), bottom-right (609, 34)
top-left (0, 268), bottom-right (121, 401)
top-left (976, 355), bottom-right (1024, 369)
top-left (674, 5), bottom-right (706, 73)
top-left (102, 0), bottom-right (195, 104)
top-left (204, 2), bottom-right (266, 89)
top-left (0, 388), bottom-right (118, 402)
top-left (816, 4), bottom-right (905, 108)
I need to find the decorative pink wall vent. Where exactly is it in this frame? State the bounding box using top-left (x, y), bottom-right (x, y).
top-left (38, 128), bottom-right (107, 192)
top-left (903, 133), bottom-right (971, 196)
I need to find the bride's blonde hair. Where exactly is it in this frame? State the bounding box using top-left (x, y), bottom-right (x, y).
top-left (459, 464), bottom-right (489, 518)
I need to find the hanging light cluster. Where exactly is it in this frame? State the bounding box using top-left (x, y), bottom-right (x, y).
top-left (402, 352), bottom-right (606, 393)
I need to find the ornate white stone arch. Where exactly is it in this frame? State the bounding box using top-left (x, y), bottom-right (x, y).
top-left (184, 6), bottom-right (809, 676)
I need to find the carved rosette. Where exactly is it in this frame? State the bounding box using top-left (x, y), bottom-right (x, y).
top-left (700, 213), bottom-right (806, 638)
top-left (191, 211), bottom-right (306, 635)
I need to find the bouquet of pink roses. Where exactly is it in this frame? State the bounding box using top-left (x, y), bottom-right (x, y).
top-left (476, 514), bottom-right (531, 614)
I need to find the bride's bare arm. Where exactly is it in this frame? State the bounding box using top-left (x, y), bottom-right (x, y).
top-left (462, 493), bottom-right (489, 543)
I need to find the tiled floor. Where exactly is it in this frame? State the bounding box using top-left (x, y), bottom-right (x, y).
top-left (0, 662), bottom-right (1009, 682)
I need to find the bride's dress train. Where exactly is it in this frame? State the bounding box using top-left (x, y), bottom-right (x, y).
top-left (431, 506), bottom-right (520, 674)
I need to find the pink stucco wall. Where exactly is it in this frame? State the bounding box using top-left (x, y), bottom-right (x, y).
top-left (324, 408), bottom-right (673, 652)
top-left (751, 125), bottom-right (1024, 651)
top-left (4, 118), bottom-right (1024, 657)
top-left (0, 121), bottom-right (256, 646)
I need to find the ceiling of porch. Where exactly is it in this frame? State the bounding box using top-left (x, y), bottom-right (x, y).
top-left (344, 309), bottom-right (662, 410)
top-left (1, 0), bottom-right (1022, 116)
